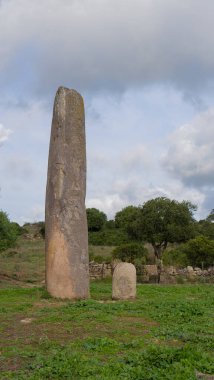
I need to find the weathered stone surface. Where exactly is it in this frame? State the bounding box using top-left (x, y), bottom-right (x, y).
top-left (45, 87), bottom-right (89, 299)
top-left (137, 264), bottom-right (158, 283)
top-left (112, 262), bottom-right (136, 300)
top-left (89, 262), bottom-right (112, 280)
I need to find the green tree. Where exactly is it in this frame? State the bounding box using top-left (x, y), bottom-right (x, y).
top-left (174, 236), bottom-right (214, 268)
top-left (197, 209), bottom-right (214, 240)
top-left (137, 197), bottom-right (197, 259)
top-left (112, 243), bottom-right (148, 264)
top-left (115, 206), bottom-right (141, 240)
top-left (206, 209), bottom-right (214, 223)
top-left (86, 208), bottom-right (107, 232)
top-left (0, 211), bottom-right (19, 251)
top-left (197, 219), bottom-right (214, 240)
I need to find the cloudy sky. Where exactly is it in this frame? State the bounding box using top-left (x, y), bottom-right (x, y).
top-left (0, 0), bottom-right (214, 224)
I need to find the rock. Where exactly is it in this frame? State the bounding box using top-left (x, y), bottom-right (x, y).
top-left (202, 270), bottom-right (209, 276)
top-left (20, 318), bottom-right (34, 324)
top-left (160, 273), bottom-right (177, 284)
top-left (45, 87), bottom-right (89, 299)
top-left (187, 266), bottom-right (194, 273)
top-left (194, 268), bottom-right (202, 275)
top-left (112, 262), bottom-right (136, 300)
top-left (196, 371), bottom-right (214, 379)
top-left (144, 265), bottom-right (158, 276)
top-left (144, 265), bottom-right (158, 283)
top-left (165, 266), bottom-right (177, 275)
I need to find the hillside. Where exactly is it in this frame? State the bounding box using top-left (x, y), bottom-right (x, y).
top-left (0, 223), bottom-right (114, 288)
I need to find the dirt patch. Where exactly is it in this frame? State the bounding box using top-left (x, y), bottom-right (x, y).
top-left (117, 316), bottom-right (158, 326)
top-left (33, 300), bottom-right (67, 309)
top-left (0, 273), bottom-right (37, 288)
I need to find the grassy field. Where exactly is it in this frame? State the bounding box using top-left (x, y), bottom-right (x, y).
top-left (0, 236), bottom-right (114, 287)
top-left (0, 282), bottom-right (214, 379)
top-left (0, 232), bottom-right (214, 379)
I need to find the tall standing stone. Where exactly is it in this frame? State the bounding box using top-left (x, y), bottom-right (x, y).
top-left (112, 262), bottom-right (136, 300)
top-left (45, 87), bottom-right (89, 299)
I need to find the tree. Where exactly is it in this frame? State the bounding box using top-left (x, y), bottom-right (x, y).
top-left (115, 206), bottom-right (141, 240)
top-left (0, 211), bottom-right (19, 252)
top-left (137, 197), bottom-right (197, 259)
top-left (197, 220), bottom-right (214, 240)
top-left (174, 236), bottom-right (214, 268)
top-left (197, 209), bottom-right (214, 240)
top-left (112, 243), bottom-right (148, 264)
top-left (86, 208), bottom-right (107, 232)
top-left (206, 209), bottom-right (214, 223)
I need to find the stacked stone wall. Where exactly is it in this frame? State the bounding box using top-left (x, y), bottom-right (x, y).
top-left (89, 262), bottom-right (112, 280)
top-left (89, 262), bottom-right (214, 283)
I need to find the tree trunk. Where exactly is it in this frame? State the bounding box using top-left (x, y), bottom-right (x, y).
top-left (152, 243), bottom-right (167, 284)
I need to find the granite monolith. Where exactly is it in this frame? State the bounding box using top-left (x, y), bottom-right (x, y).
top-left (112, 262), bottom-right (136, 300)
top-left (45, 86), bottom-right (89, 299)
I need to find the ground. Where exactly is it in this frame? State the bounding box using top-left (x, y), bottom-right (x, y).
top-left (0, 282), bottom-right (214, 379)
top-left (0, 232), bottom-right (214, 379)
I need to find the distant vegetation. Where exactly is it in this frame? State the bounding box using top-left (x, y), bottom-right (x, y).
top-left (0, 211), bottom-right (21, 252)
top-left (1, 198), bottom-right (214, 268)
top-left (112, 242), bottom-right (148, 265)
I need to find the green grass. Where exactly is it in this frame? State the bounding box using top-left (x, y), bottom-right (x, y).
top-left (0, 238), bottom-right (45, 285)
top-left (0, 282), bottom-right (213, 379)
top-left (0, 237), bottom-right (114, 286)
top-left (0, 233), bottom-right (214, 378)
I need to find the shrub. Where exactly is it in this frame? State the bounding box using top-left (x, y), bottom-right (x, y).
top-left (40, 222), bottom-right (45, 238)
top-left (88, 228), bottom-right (131, 246)
top-left (87, 208), bottom-right (107, 232)
top-left (112, 243), bottom-right (148, 264)
top-left (0, 211), bottom-right (19, 252)
top-left (164, 236), bottom-right (214, 268)
top-left (162, 248), bottom-right (189, 267)
top-left (181, 236), bottom-right (214, 268)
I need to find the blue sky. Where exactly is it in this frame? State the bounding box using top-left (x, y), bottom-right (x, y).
top-left (0, 0), bottom-right (214, 224)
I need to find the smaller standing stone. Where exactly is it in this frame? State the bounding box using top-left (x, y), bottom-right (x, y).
top-left (112, 262), bottom-right (136, 300)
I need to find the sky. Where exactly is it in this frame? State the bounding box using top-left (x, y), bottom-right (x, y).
top-left (0, 0), bottom-right (214, 224)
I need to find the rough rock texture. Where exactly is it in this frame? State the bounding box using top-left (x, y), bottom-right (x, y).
top-left (137, 264), bottom-right (158, 283)
top-left (112, 262), bottom-right (136, 300)
top-left (45, 87), bottom-right (89, 299)
top-left (89, 262), bottom-right (112, 280)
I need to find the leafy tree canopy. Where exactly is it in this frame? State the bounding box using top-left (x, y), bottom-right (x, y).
top-left (206, 209), bottom-right (214, 223)
top-left (197, 219), bottom-right (214, 240)
top-left (176, 236), bottom-right (214, 268)
top-left (112, 242), bottom-right (148, 265)
top-left (138, 197), bottom-right (197, 258)
top-left (115, 206), bottom-right (141, 240)
top-left (86, 208), bottom-right (107, 232)
top-left (0, 211), bottom-right (19, 252)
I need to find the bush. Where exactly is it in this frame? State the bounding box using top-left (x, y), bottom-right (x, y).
top-left (112, 243), bottom-right (148, 264)
top-left (182, 236), bottom-right (214, 268)
top-left (164, 236), bottom-right (214, 268)
top-left (0, 211), bottom-right (19, 252)
top-left (87, 208), bottom-right (107, 232)
top-left (40, 222), bottom-right (45, 238)
top-left (88, 228), bottom-right (131, 246)
top-left (162, 248), bottom-right (189, 267)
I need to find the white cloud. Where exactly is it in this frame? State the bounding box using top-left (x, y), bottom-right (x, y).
top-left (86, 178), bottom-right (205, 219)
top-left (3, 156), bottom-right (35, 179)
top-left (86, 194), bottom-right (126, 219)
top-left (120, 145), bottom-right (152, 172)
top-left (0, 123), bottom-right (11, 144)
top-left (1, 0), bottom-right (214, 97)
top-left (162, 107), bottom-right (214, 187)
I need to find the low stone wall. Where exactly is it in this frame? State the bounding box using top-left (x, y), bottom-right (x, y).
top-left (137, 265), bottom-right (214, 284)
top-left (89, 262), bottom-right (214, 283)
top-left (89, 262), bottom-right (112, 280)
